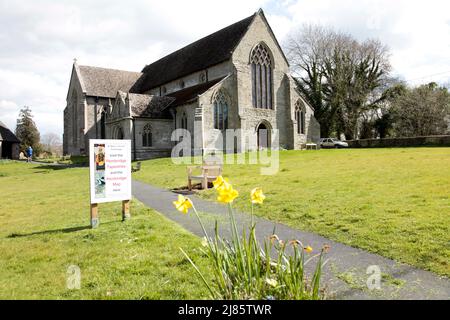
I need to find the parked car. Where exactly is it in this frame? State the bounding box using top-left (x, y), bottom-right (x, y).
top-left (320, 138), bottom-right (349, 149)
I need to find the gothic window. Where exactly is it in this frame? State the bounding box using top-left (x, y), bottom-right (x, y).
top-left (142, 124), bottom-right (152, 147)
top-left (213, 91), bottom-right (228, 130)
top-left (251, 43), bottom-right (273, 109)
top-left (295, 100), bottom-right (306, 135)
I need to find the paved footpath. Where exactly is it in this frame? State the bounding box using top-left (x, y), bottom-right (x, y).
top-left (133, 180), bottom-right (449, 300)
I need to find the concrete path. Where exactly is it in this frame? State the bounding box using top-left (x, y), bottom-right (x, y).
top-left (132, 180), bottom-right (450, 300)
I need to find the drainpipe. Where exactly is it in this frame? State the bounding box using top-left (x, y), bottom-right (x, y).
top-left (95, 97), bottom-right (99, 138)
top-left (132, 118), bottom-right (137, 161)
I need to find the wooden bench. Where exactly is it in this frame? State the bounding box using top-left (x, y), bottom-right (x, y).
top-left (131, 161), bottom-right (141, 173)
top-left (187, 164), bottom-right (222, 190)
top-left (305, 143), bottom-right (318, 150)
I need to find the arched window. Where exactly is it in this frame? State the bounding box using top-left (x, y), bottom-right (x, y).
top-left (213, 91), bottom-right (228, 130)
top-left (251, 43), bottom-right (273, 109)
top-left (142, 124), bottom-right (152, 147)
top-left (295, 100), bottom-right (306, 135)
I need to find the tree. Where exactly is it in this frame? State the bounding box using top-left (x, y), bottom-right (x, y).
top-left (15, 106), bottom-right (41, 154)
top-left (390, 83), bottom-right (450, 137)
top-left (41, 132), bottom-right (62, 156)
top-left (285, 25), bottom-right (335, 137)
top-left (372, 82), bottom-right (408, 138)
top-left (285, 25), bottom-right (391, 139)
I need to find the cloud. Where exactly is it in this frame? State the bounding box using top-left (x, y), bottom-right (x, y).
top-left (0, 0), bottom-right (448, 136)
top-left (0, 0), bottom-right (268, 135)
top-left (268, 0), bottom-right (450, 84)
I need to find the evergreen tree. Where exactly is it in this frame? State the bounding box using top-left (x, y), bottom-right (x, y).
top-left (15, 106), bottom-right (41, 154)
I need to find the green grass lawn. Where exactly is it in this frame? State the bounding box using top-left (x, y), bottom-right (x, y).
top-left (134, 148), bottom-right (450, 277)
top-left (0, 161), bottom-right (211, 299)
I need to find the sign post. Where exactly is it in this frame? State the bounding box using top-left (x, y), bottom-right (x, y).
top-left (89, 139), bottom-right (132, 228)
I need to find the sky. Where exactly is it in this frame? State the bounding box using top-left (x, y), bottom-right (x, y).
top-left (0, 0), bottom-right (449, 136)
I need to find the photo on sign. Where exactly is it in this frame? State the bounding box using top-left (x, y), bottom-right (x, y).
top-left (94, 144), bottom-right (105, 171)
top-left (94, 171), bottom-right (106, 198)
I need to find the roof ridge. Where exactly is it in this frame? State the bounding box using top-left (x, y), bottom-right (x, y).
top-left (141, 13), bottom-right (256, 73)
top-left (79, 65), bottom-right (142, 74)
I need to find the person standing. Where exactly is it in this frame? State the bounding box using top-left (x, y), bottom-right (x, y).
top-left (26, 146), bottom-right (33, 163)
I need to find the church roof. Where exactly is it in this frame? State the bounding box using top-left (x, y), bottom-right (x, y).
top-left (118, 92), bottom-right (175, 119)
top-left (132, 13), bottom-right (256, 93)
top-left (78, 65), bottom-right (142, 98)
top-left (167, 77), bottom-right (225, 107)
top-left (0, 121), bottom-right (20, 142)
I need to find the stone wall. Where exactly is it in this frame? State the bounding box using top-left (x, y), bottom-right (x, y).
top-left (199, 76), bottom-right (239, 152)
top-left (63, 66), bottom-right (87, 155)
top-left (346, 135), bottom-right (450, 148)
top-left (231, 12), bottom-right (320, 150)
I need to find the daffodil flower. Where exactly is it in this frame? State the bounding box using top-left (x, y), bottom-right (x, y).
top-left (212, 176), bottom-right (231, 192)
top-left (304, 246), bottom-right (313, 253)
top-left (217, 186), bottom-right (239, 203)
top-left (173, 194), bottom-right (193, 214)
top-left (251, 187), bottom-right (266, 204)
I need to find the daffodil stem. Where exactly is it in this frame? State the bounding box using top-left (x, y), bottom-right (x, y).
top-left (191, 205), bottom-right (209, 240)
top-left (251, 203), bottom-right (254, 227)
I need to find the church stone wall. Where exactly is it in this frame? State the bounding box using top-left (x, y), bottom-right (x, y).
top-left (64, 68), bottom-right (87, 155)
top-left (84, 96), bottom-right (112, 148)
top-left (231, 13), bottom-right (320, 150)
top-left (133, 118), bottom-right (173, 160)
top-left (199, 76), bottom-right (240, 153)
top-left (232, 13), bottom-right (292, 150)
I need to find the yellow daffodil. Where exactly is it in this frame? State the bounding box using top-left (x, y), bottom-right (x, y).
top-left (173, 194), bottom-right (193, 214)
top-left (217, 186), bottom-right (239, 203)
top-left (213, 176), bottom-right (231, 192)
top-left (265, 278), bottom-right (278, 288)
top-left (304, 246), bottom-right (313, 253)
top-left (251, 187), bottom-right (266, 204)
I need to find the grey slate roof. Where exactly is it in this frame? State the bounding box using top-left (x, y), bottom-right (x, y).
top-left (117, 92), bottom-right (175, 119)
top-left (78, 66), bottom-right (142, 98)
top-left (167, 77), bottom-right (225, 107)
top-left (0, 121), bottom-right (20, 142)
top-left (131, 13), bottom-right (256, 93)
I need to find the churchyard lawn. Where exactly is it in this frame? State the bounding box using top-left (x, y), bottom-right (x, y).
top-left (0, 161), bottom-right (211, 299)
top-left (134, 148), bottom-right (450, 277)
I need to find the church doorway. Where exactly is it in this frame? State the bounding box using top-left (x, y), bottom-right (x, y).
top-left (257, 122), bottom-right (271, 149)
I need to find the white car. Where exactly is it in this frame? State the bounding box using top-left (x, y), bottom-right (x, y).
top-left (320, 138), bottom-right (349, 149)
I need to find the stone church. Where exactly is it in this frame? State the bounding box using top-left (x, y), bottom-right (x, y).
top-left (63, 9), bottom-right (320, 159)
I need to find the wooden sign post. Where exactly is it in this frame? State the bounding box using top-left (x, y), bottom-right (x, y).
top-left (89, 139), bottom-right (132, 228)
top-left (90, 203), bottom-right (99, 228)
top-left (122, 200), bottom-right (131, 221)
